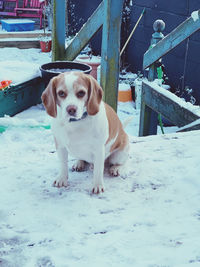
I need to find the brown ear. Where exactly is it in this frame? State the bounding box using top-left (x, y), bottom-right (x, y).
top-left (87, 75), bottom-right (103, 115)
top-left (41, 77), bottom-right (57, 118)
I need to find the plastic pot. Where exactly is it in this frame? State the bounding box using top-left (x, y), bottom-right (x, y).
top-left (40, 61), bottom-right (92, 85)
top-left (40, 40), bottom-right (52, 52)
top-left (75, 55), bottom-right (101, 80)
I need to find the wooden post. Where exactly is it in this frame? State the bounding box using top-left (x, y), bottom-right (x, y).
top-left (65, 0), bottom-right (69, 38)
top-left (139, 20), bottom-right (165, 136)
top-left (52, 0), bottom-right (66, 61)
top-left (51, 0), bottom-right (124, 112)
top-left (100, 0), bottom-right (124, 111)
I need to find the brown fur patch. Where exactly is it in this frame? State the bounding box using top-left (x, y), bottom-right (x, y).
top-left (74, 73), bottom-right (103, 115)
top-left (104, 103), bottom-right (128, 152)
top-left (41, 76), bottom-right (58, 117)
top-left (42, 73), bottom-right (70, 117)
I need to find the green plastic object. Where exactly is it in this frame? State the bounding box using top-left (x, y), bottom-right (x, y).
top-left (0, 124), bottom-right (50, 134)
top-left (156, 65), bottom-right (165, 134)
top-left (157, 66), bottom-right (163, 81)
top-left (157, 114), bottom-right (165, 134)
top-left (0, 77), bottom-right (45, 118)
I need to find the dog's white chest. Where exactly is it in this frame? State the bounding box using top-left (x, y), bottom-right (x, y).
top-left (52, 117), bottom-right (107, 163)
top-left (66, 125), bottom-right (95, 162)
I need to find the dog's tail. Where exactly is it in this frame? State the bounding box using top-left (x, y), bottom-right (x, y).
top-left (122, 116), bottom-right (134, 129)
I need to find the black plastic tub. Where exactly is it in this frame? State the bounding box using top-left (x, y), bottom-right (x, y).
top-left (40, 61), bottom-right (92, 85)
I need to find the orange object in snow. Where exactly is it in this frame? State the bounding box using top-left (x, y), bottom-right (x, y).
top-left (118, 90), bottom-right (132, 102)
top-left (118, 83), bottom-right (133, 102)
top-left (0, 80), bottom-right (12, 90)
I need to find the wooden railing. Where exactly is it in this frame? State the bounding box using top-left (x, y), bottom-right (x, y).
top-left (52, 0), bottom-right (124, 112)
top-left (143, 11), bottom-right (200, 69)
top-left (139, 10), bottom-right (200, 136)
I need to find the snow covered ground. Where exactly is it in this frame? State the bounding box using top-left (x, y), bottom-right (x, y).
top-left (0, 47), bottom-right (200, 267)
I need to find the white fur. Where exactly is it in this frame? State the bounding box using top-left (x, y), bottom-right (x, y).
top-left (52, 101), bottom-right (109, 192)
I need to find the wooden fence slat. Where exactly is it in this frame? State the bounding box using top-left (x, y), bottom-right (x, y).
top-left (64, 2), bottom-right (104, 61)
top-left (143, 11), bottom-right (200, 69)
top-left (100, 0), bottom-right (124, 111)
top-left (139, 80), bottom-right (200, 136)
top-left (177, 118), bottom-right (200, 132)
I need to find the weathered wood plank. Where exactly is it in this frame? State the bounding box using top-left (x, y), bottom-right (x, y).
top-left (65, 1), bottom-right (104, 61)
top-left (0, 32), bottom-right (51, 39)
top-left (0, 39), bottom-right (40, 48)
top-left (52, 0), bottom-right (66, 61)
top-left (100, 0), bottom-right (124, 111)
top-left (141, 62), bottom-right (159, 136)
top-left (142, 80), bottom-right (200, 127)
top-left (177, 118), bottom-right (200, 132)
top-left (139, 100), bottom-right (157, 136)
top-left (143, 10), bottom-right (200, 69)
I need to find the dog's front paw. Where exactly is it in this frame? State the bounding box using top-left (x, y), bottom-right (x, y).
top-left (92, 184), bottom-right (105, 194)
top-left (72, 160), bottom-right (86, 172)
top-left (53, 177), bottom-right (68, 188)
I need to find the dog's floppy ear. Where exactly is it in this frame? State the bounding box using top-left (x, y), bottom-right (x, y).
top-left (41, 77), bottom-right (58, 118)
top-left (86, 75), bottom-right (103, 116)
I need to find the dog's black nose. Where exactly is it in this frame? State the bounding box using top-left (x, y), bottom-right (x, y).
top-left (67, 105), bottom-right (77, 116)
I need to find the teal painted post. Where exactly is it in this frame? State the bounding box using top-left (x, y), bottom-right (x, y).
top-left (100, 0), bottom-right (124, 111)
top-left (139, 20), bottom-right (165, 136)
top-left (52, 0), bottom-right (66, 61)
top-left (148, 20), bottom-right (165, 81)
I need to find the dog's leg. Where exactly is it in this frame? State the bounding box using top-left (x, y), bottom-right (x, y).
top-left (53, 146), bottom-right (68, 187)
top-left (92, 146), bottom-right (105, 194)
top-left (72, 160), bottom-right (87, 172)
top-left (109, 144), bottom-right (129, 177)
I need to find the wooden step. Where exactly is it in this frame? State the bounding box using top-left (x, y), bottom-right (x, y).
top-left (0, 38), bottom-right (40, 48)
top-left (0, 31), bottom-right (51, 39)
top-left (0, 31), bottom-right (51, 48)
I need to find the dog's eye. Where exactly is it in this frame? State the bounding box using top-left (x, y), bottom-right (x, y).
top-left (58, 90), bottom-right (66, 98)
top-left (76, 90), bottom-right (86, 98)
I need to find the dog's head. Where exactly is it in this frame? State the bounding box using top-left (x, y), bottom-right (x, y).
top-left (41, 72), bottom-right (103, 121)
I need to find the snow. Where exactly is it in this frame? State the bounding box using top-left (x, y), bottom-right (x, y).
top-left (118, 83), bottom-right (131, 91)
top-left (177, 118), bottom-right (200, 132)
top-left (0, 61), bottom-right (41, 85)
top-left (146, 80), bottom-right (200, 117)
top-left (0, 47), bottom-right (50, 65)
top-left (0, 47), bottom-right (50, 85)
top-left (191, 10), bottom-right (199, 22)
top-left (1, 19), bottom-right (35, 25)
top-left (0, 47), bottom-right (200, 267)
top-left (76, 55), bottom-right (101, 64)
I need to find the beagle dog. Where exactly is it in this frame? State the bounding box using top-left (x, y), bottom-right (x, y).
top-left (42, 72), bottom-right (129, 193)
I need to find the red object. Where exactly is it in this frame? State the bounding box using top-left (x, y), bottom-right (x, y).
top-left (0, 80), bottom-right (12, 90)
top-left (15, 0), bottom-right (45, 29)
top-left (0, 0), bottom-right (17, 16)
top-left (40, 40), bottom-right (52, 52)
